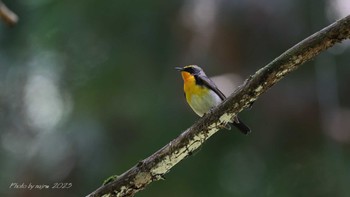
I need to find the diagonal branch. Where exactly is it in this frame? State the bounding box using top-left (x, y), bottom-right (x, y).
top-left (0, 1), bottom-right (18, 26)
top-left (86, 15), bottom-right (350, 197)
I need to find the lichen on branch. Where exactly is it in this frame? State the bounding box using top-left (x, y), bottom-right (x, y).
top-left (86, 15), bottom-right (350, 197)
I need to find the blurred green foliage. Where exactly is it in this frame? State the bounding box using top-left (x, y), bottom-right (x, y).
top-left (1, 0), bottom-right (350, 197)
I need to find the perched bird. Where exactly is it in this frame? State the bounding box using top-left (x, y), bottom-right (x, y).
top-left (175, 65), bottom-right (251, 134)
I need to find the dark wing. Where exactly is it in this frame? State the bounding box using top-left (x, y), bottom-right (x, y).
top-left (195, 74), bottom-right (251, 135)
top-left (195, 74), bottom-right (226, 101)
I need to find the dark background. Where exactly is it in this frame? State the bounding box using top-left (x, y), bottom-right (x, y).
top-left (1, 0), bottom-right (350, 196)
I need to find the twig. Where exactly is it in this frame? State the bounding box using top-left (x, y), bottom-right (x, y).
top-left (86, 15), bottom-right (350, 197)
top-left (0, 1), bottom-right (18, 26)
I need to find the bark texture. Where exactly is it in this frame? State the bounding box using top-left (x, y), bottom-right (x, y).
top-left (86, 15), bottom-right (350, 197)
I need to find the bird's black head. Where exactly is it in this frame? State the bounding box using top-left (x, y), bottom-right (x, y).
top-left (175, 65), bottom-right (203, 75)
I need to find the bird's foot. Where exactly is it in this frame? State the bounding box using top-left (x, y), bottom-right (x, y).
top-left (218, 123), bottom-right (231, 130)
top-left (247, 101), bottom-right (255, 110)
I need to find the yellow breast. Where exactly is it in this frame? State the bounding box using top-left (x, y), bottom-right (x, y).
top-left (182, 72), bottom-right (208, 103)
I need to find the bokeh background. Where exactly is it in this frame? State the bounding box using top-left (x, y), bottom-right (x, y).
top-left (1, 0), bottom-right (350, 196)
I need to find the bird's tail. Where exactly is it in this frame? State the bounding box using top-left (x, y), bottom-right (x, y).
top-left (231, 116), bottom-right (251, 135)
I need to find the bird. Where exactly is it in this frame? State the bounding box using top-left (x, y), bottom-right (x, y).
top-left (175, 65), bottom-right (251, 134)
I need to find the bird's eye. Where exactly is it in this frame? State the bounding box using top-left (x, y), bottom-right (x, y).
top-left (185, 67), bottom-right (195, 74)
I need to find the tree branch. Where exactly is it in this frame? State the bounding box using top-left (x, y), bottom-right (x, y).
top-left (86, 15), bottom-right (350, 197)
top-left (0, 1), bottom-right (18, 26)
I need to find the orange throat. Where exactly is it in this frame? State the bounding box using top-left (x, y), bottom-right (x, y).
top-left (181, 71), bottom-right (207, 103)
top-left (181, 71), bottom-right (194, 83)
top-left (181, 72), bottom-right (196, 92)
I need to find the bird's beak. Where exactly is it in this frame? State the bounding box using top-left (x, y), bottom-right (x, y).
top-left (175, 67), bottom-right (184, 71)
